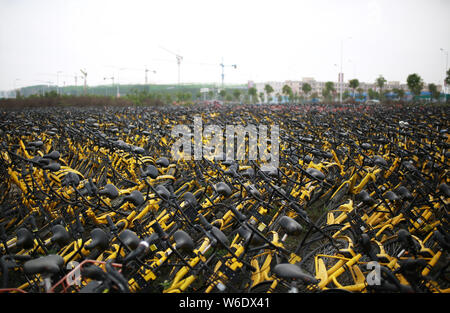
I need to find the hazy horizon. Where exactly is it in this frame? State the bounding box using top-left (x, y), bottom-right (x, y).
top-left (1, 0), bottom-right (449, 91)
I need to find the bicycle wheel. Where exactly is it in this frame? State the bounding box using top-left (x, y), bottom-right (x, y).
top-left (327, 182), bottom-right (349, 209)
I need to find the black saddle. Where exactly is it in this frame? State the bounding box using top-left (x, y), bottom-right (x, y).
top-left (43, 150), bottom-right (61, 160)
top-left (395, 186), bottom-right (413, 201)
top-left (124, 190), bottom-right (145, 206)
top-left (98, 184), bottom-right (119, 199)
top-left (85, 228), bottom-right (109, 250)
top-left (272, 263), bottom-right (319, 284)
top-left (141, 165), bottom-right (159, 179)
top-left (173, 230), bottom-right (195, 252)
top-left (155, 157), bottom-right (170, 168)
top-left (357, 190), bottom-right (376, 206)
top-left (306, 168), bottom-right (325, 181)
top-left (215, 182), bottom-right (232, 198)
top-left (155, 185), bottom-right (171, 200)
top-left (278, 216), bottom-right (303, 236)
top-left (15, 228), bottom-right (34, 250)
top-left (24, 255), bottom-right (64, 276)
top-left (119, 229), bottom-right (140, 250)
top-left (384, 191), bottom-right (399, 201)
top-left (50, 224), bottom-right (71, 247)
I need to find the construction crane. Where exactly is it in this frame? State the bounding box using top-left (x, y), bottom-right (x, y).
top-left (220, 58), bottom-right (237, 90)
top-left (159, 46), bottom-right (183, 86)
top-left (80, 69), bottom-right (87, 95)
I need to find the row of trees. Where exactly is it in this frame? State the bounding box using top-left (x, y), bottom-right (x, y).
top-left (255, 70), bottom-right (450, 103)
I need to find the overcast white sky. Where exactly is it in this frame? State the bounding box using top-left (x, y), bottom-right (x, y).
top-left (1, 0), bottom-right (449, 90)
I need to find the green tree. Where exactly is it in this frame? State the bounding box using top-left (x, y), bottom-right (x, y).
top-left (276, 93), bottom-right (282, 103)
top-left (322, 81), bottom-right (335, 102)
top-left (219, 89), bottom-right (226, 100)
top-left (367, 88), bottom-right (379, 100)
top-left (407, 73), bottom-right (424, 99)
top-left (428, 83), bottom-right (440, 101)
top-left (248, 87), bottom-right (257, 103)
top-left (302, 83), bottom-right (312, 99)
top-left (348, 79), bottom-right (359, 99)
top-left (376, 75), bottom-right (387, 100)
top-left (264, 84), bottom-right (274, 101)
top-left (282, 84), bottom-right (293, 103)
top-left (259, 92), bottom-right (265, 103)
top-left (445, 68), bottom-right (450, 86)
top-left (343, 90), bottom-right (350, 100)
top-left (232, 89), bottom-right (241, 102)
top-left (208, 90), bottom-right (214, 100)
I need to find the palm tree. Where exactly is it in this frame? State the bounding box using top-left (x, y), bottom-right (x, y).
top-left (259, 92), bottom-right (264, 103)
top-left (349, 79), bottom-right (359, 99)
top-left (302, 83), bottom-right (312, 100)
top-left (376, 75), bottom-right (387, 101)
top-left (264, 84), bottom-right (274, 103)
top-left (407, 73), bottom-right (424, 100)
top-left (282, 84), bottom-right (293, 104)
top-left (248, 87), bottom-right (257, 103)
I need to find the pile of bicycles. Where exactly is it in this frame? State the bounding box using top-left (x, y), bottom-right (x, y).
top-left (0, 103), bottom-right (448, 293)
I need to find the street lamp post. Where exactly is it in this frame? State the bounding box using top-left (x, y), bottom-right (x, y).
top-left (339, 37), bottom-right (352, 103)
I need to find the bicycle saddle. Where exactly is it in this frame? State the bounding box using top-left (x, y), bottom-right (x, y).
top-left (62, 172), bottom-right (80, 187)
top-left (395, 186), bottom-right (413, 201)
top-left (43, 162), bottom-right (61, 172)
top-left (50, 224), bottom-right (71, 247)
top-left (384, 191), bottom-right (399, 201)
top-left (124, 190), bottom-right (145, 206)
top-left (28, 140), bottom-right (44, 148)
top-left (98, 184), bottom-right (119, 199)
top-left (397, 258), bottom-right (428, 273)
top-left (438, 183), bottom-right (450, 197)
top-left (278, 216), bottom-right (302, 236)
top-left (372, 155), bottom-right (388, 167)
top-left (131, 146), bottom-right (145, 154)
top-left (402, 161), bottom-right (417, 172)
top-left (115, 140), bottom-right (130, 150)
top-left (272, 263), bottom-right (319, 284)
top-left (397, 229), bottom-right (419, 253)
top-left (306, 168), bottom-right (325, 181)
top-left (119, 229), bottom-right (140, 250)
top-left (237, 225), bottom-right (264, 246)
top-left (247, 184), bottom-right (262, 199)
top-left (155, 185), bottom-right (171, 200)
top-left (221, 160), bottom-right (234, 166)
top-left (360, 143), bottom-right (372, 150)
top-left (173, 230), bottom-right (195, 253)
top-left (85, 228), bottom-right (109, 250)
top-left (81, 264), bottom-right (107, 281)
top-left (43, 150), bottom-right (60, 160)
top-left (141, 165), bottom-right (159, 179)
top-left (155, 157), bottom-right (170, 168)
top-left (434, 229), bottom-right (450, 252)
top-left (15, 228), bottom-right (34, 250)
top-left (210, 226), bottom-right (229, 247)
top-left (356, 190), bottom-right (375, 206)
top-left (303, 155), bottom-right (313, 164)
top-left (214, 182), bottom-right (232, 198)
top-left (262, 167), bottom-right (279, 178)
top-left (24, 254), bottom-right (64, 275)
top-left (183, 192), bottom-right (198, 208)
